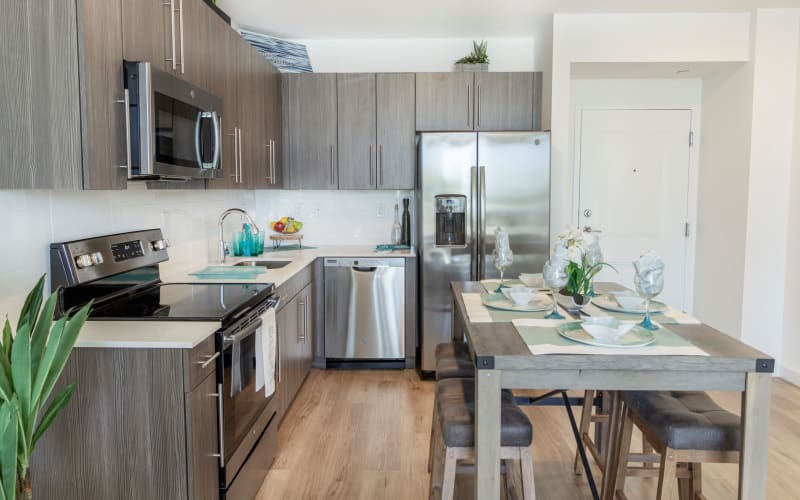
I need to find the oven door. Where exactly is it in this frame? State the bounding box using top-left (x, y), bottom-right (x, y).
top-left (218, 298), bottom-right (279, 488)
top-left (125, 61), bottom-right (222, 180)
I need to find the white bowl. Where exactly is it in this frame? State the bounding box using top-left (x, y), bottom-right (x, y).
top-left (611, 292), bottom-right (645, 309)
top-left (581, 317), bottom-right (636, 342)
top-left (518, 273), bottom-right (544, 288)
top-left (501, 286), bottom-right (538, 305)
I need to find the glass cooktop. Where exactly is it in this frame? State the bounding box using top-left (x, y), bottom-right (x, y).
top-left (89, 283), bottom-right (274, 323)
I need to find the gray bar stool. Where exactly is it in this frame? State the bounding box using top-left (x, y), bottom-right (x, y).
top-left (429, 378), bottom-right (536, 500)
top-left (614, 391), bottom-right (741, 499)
top-left (435, 341), bottom-right (475, 380)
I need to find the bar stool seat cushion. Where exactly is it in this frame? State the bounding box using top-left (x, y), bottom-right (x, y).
top-left (435, 342), bottom-right (475, 380)
top-left (622, 391), bottom-right (741, 451)
top-left (436, 378), bottom-right (532, 448)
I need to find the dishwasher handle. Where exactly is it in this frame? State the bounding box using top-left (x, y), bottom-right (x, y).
top-left (352, 266), bottom-right (378, 272)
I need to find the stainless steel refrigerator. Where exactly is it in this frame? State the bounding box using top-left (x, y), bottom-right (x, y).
top-left (418, 132), bottom-right (550, 372)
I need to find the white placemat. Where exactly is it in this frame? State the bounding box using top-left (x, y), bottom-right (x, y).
top-left (462, 292), bottom-right (493, 323)
top-left (513, 318), bottom-right (709, 356)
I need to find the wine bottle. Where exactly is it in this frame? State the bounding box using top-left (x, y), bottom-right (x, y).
top-left (401, 198), bottom-right (411, 246)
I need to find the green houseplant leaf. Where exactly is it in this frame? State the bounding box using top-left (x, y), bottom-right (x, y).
top-left (32, 383), bottom-right (76, 449)
top-left (0, 398), bottom-right (19, 500)
top-left (16, 276), bottom-right (44, 332)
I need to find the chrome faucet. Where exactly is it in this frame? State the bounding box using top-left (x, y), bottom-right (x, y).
top-left (218, 208), bottom-right (261, 263)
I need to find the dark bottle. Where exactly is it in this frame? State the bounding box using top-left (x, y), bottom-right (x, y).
top-left (401, 198), bottom-right (411, 246)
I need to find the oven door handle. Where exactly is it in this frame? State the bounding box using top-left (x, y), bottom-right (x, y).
top-left (223, 318), bottom-right (262, 346)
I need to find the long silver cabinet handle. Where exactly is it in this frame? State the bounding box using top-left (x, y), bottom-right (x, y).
top-left (212, 384), bottom-right (224, 467)
top-left (467, 85), bottom-right (471, 127)
top-left (196, 351), bottom-right (220, 369)
top-left (378, 144), bottom-right (383, 186)
top-left (114, 90), bottom-right (131, 174)
top-left (177, 0), bottom-right (185, 73)
top-left (163, 0), bottom-right (176, 70)
top-left (237, 127), bottom-right (243, 184)
top-left (330, 144), bottom-right (335, 186)
top-left (264, 141), bottom-right (274, 183)
top-left (271, 139), bottom-right (276, 184)
top-left (369, 144), bottom-right (373, 185)
top-left (477, 85), bottom-right (481, 127)
top-left (297, 299), bottom-right (306, 342)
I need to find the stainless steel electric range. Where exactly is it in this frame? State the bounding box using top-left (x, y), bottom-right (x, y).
top-left (50, 229), bottom-right (280, 500)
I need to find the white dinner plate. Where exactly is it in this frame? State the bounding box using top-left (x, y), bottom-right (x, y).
top-left (481, 292), bottom-right (552, 312)
top-left (592, 294), bottom-right (667, 314)
top-left (557, 322), bottom-right (656, 349)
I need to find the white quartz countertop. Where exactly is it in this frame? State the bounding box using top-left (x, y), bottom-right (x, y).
top-left (75, 245), bottom-right (416, 349)
top-left (75, 320), bottom-right (221, 349)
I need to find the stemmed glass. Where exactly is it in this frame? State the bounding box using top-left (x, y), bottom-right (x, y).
top-left (634, 268), bottom-right (664, 331)
top-left (493, 248), bottom-right (514, 292)
top-left (543, 259), bottom-right (568, 320)
top-left (585, 243), bottom-right (603, 298)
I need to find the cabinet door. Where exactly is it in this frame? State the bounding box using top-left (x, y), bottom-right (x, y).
top-left (283, 73), bottom-right (338, 189)
top-left (297, 284), bottom-right (314, 377)
top-left (415, 72), bottom-right (474, 131)
top-left (176, 0), bottom-right (211, 89)
top-left (376, 73), bottom-right (416, 190)
top-left (244, 50), bottom-right (273, 189)
top-left (186, 373), bottom-right (220, 500)
top-left (262, 59), bottom-right (283, 188)
top-left (1, 0), bottom-right (83, 189)
top-left (80, 0), bottom-right (129, 190)
top-left (122, 0), bottom-right (170, 73)
top-left (236, 41), bottom-right (266, 188)
top-left (337, 74), bottom-right (377, 190)
top-left (208, 24), bottom-right (240, 189)
top-left (474, 72), bottom-right (536, 131)
top-left (276, 297), bottom-right (299, 420)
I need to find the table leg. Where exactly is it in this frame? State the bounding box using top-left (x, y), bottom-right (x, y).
top-left (739, 372), bottom-right (772, 499)
top-left (600, 391), bottom-right (622, 500)
top-left (475, 369), bottom-right (502, 500)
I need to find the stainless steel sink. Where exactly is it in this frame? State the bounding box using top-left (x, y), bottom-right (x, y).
top-left (232, 260), bottom-right (291, 269)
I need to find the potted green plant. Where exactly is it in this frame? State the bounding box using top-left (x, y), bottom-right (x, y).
top-left (552, 227), bottom-right (615, 312)
top-left (454, 40), bottom-right (489, 72)
top-left (0, 275), bottom-right (91, 499)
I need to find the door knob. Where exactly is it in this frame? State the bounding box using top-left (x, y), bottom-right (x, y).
top-left (583, 209), bottom-right (592, 218)
top-left (583, 226), bottom-right (602, 234)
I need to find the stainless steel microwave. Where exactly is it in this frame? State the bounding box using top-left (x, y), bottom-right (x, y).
top-left (124, 61), bottom-right (222, 180)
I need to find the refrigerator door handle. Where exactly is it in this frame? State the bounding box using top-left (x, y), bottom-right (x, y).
top-left (479, 166), bottom-right (487, 280)
top-left (470, 166), bottom-right (479, 281)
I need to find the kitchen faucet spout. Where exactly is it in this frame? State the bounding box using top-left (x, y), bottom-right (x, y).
top-left (218, 208), bottom-right (260, 263)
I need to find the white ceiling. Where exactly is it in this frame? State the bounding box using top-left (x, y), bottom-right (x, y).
top-left (217, 0), bottom-right (797, 39)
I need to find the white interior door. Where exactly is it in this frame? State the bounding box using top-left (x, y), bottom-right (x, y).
top-left (577, 109), bottom-right (692, 309)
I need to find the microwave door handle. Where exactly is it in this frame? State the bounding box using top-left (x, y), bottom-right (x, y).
top-left (194, 111), bottom-right (203, 169)
top-left (211, 111), bottom-right (221, 170)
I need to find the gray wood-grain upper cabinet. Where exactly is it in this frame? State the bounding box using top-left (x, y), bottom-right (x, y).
top-left (415, 72), bottom-right (475, 131)
top-left (416, 72), bottom-right (542, 132)
top-left (260, 60), bottom-right (283, 188)
top-left (178, 0), bottom-right (213, 89)
top-left (1, 0), bottom-right (126, 189)
top-left (121, 0), bottom-right (170, 72)
top-left (376, 73), bottom-right (416, 189)
top-left (337, 74), bottom-right (378, 189)
top-left (283, 73), bottom-right (339, 189)
top-left (474, 72), bottom-right (542, 131)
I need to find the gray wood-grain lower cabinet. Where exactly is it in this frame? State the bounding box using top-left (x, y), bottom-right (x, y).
top-left (0, 0), bottom-right (122, 189)
top-left (376, 73), bottom-right (416, 189)
top-left (282, 73), bottom-right (339, 189)
top-left (474, 72), bottom-right (542, 131)
top-left (31, 342), bottom-right (220, 500)
top-left (337, 74), bottom-right (378, 189)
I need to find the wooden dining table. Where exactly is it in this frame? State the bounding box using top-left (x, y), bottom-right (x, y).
top-left (450, 281), bottom-right (774, 500)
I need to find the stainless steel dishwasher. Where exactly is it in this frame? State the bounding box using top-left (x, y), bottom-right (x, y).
top-left (324, 257), bottom-right (405, 366)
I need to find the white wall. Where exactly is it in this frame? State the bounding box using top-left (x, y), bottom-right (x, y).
top-left (551, 12), bottom-right (751, 243)
top-left (0, 188), bottom-right (255, 325)
top-left (294, 37), bottom-right (537, 73)
top-left (782, 34), bottom-right (800, 386)
top-left (694, 63), bottom-right (754, 341)
top-left (740, 9), bottom-right (800, 369)
top-left (254, 189), bottom-right (414, 246)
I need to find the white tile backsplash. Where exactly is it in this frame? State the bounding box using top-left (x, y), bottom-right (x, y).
top-left (0, 187), bottom-right (413, 324)
top-left (254, 190), bottom-right (414, 246)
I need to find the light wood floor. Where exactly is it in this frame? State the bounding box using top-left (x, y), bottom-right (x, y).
top-left (256, 369), bottom-right (800, 499)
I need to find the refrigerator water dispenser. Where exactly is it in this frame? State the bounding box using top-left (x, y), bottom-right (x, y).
top-left (435, 195), bottom-right (466, 247)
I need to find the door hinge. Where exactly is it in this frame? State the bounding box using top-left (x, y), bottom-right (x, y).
top-left (684, 223), bottom-right (691, 238)
top-left (689, 131), bottom-right (695, 147)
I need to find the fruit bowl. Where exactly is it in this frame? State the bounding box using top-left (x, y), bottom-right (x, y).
top-left (270, 216), bottom-right (303, 234)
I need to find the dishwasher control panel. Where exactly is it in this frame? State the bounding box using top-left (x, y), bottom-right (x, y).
top-left (324, 258), bottom-right (405, 268)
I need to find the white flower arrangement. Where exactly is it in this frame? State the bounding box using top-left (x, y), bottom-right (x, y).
top-left (552, 226), bottom-right (610, 296)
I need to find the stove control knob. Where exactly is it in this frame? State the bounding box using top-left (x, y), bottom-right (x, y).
top-left (75, 254), bottom-right (93, 269)
top-left (151, 239), bottom-right (169, 251)
top-left (90, 252), bottom-right (104, 265)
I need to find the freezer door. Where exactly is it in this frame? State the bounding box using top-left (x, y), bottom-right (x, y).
top-left (478, 132), bottom-right (550, 280)
top-left (419, 133), bottom-right (478, 372)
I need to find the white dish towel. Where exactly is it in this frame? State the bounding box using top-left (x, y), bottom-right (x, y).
top-left (256, 307), bottom-right (277, 397)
